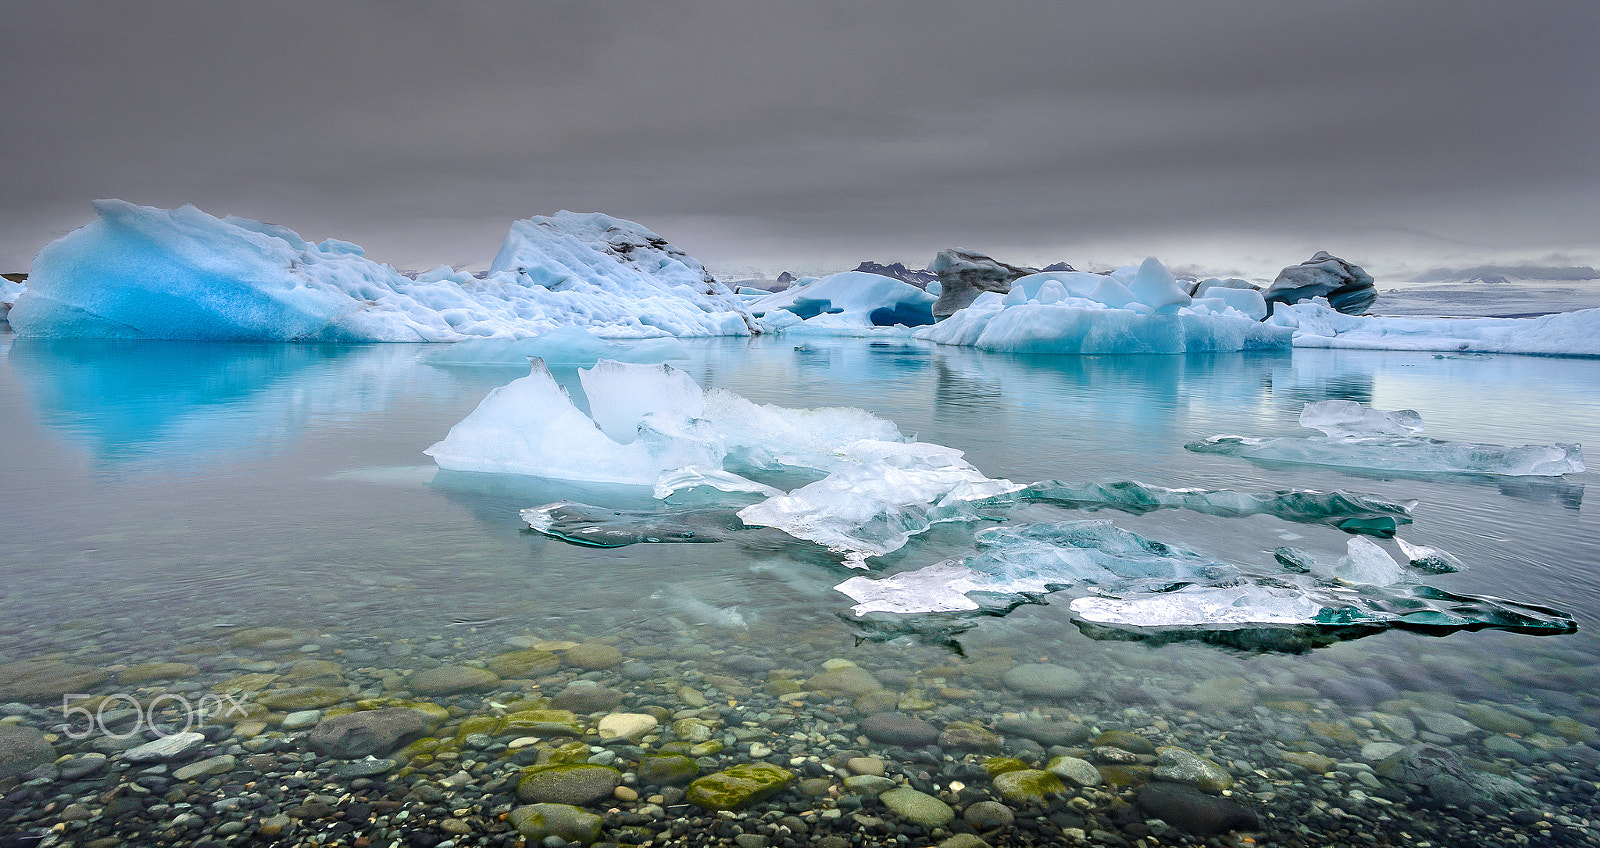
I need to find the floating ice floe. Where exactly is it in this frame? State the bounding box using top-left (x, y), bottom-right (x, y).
top-left (1188, 400), bottom-right (1586, 477)
top-left (747, 271), bottom-right (936, 330)
top-left (935, 478), bottom-right (1417, 537)
top-left (912, 258), bottom-right (1292, 354)
top-left (1272, 299), bottom-right (1600, 357)
top-left (435, 358), bottom-right (1010, 561)
top-left (10, 200), bottom-right (757, 341)
top-left (835, 520), bottom-right (1575, 651)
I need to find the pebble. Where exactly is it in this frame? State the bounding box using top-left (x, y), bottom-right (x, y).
top-left (121, 731), bottom-right (207, 763)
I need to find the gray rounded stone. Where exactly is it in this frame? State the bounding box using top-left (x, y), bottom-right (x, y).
top-left (963, 799), bottom-right (1015, 830)
top-left (1000, 663), bottom-right (1084, 698)
top-left (306, 708), bottom-right (433, 759)
top-left (406, 665), bottom-right (500, 694)
top-left (858, 713), bottom-right (939, 747)
top-left (122, 731), bottom-right (206, 764)
top-left (0, 725), bottom-right (55, 778)
top-left (881, 786), bottom-right (954, 827)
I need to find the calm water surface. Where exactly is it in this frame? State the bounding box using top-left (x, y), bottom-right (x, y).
top-left (1, 331), bottom-right (1597, 841)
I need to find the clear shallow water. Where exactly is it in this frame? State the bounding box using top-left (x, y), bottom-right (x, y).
top-left (1, 332), bottom-right (1598, 842)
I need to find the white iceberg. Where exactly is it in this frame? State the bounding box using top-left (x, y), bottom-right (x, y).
top-left (913, 258), bottom-right (1293, 354)
top-left (746, 270), bottom-right (936, 330)
top-left (424, 358), bottom-right (722, 485)
top-left (10, 200), bottom-right (756, 341)
top-left (1272, 299), bottom-right (1600, 357)
top-left (1188, 400), bottom-right (1585, 477)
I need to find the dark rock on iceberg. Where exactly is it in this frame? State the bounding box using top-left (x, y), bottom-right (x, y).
top-left (1263, 251), bottom-right (1377, 315)
top-left (930, 249), bottom-right (1036, 319)
top-left (851, 261), bottom-right (938, 289)
top-left (1189, 277), bottom-right (1258, 297)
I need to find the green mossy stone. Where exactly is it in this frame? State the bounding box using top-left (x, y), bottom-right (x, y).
top-left (486, 649), bottom-right (562, 679)
top-left (982, 757), bottom-right (1029, 777)
top-left (396, 737), bottom-right (443, 762)
top-left (505, 709), bottom-right (582, 737)
top-left (455, 716), bottom-right (508, 739)
top-left (257, 686), bottom-right (349, 711)
top-left (638, 753), bottom-right (700, 785)
top-left (991, 769), bottom-right (1065, 802)
top-left (548, 741), bottom-right (593, 764)
top-left (353, 698), bottom-right (449, 725)
top-left (517, 763), bottom-right (622, 805)
top-left (686, 763), bottom-right (795, 811)
top-left (1093, 730), bottom-right (1156, 755)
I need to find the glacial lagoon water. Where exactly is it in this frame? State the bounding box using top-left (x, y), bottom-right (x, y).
top-left (1, 332), bottom-right (1597, 845)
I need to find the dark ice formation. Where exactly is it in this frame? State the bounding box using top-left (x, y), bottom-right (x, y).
top-left (940, 479), bottom-right (1416, 537)
top-left (930, 249), bottom-right (1036, 319)
top-left (1263, 251), bottom-right (1378, 315)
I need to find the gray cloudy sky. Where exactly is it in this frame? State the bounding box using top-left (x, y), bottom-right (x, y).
top-left (4, 1), bottom-right (1597, 280)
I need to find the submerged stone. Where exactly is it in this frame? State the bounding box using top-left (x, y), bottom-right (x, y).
top-left (880, 786), bottom-right (955, 827)
top-left (0, 726), bottom-right (55, 778)
top-left (517, 763), bottom-right (622, 805)
top-left (638, 753), bottom-right (700, 785)
top-left (686, 763), bottom-right (795, 810)
top-left (307, 708), bottom-right (438, 759)
top-left (508, 803), bottom-right (603, 846)
top-left (485, 649), bottom-right (561, 678)
top-left (406, 665), bottom-right (501, 694)
top-left (1153, 746), bottom-right (1232, 793)
top-left (1136, 781), bottom-right (1259, 834)
top-left (991, 768), bottom-right (1065, 802)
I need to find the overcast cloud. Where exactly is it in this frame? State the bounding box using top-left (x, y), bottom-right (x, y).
top-left (3, 1), bottom-right (1597, 279)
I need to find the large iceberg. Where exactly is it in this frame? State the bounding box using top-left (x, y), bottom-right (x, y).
top-left (1273, 299), bottom-right (1600, 357)
top-left (1188, 400), bottom-right (1586, 477)
top-left (913, 258), bottom-right (1292, 354)
top-left (10, 200), bottom-right (757, 341)
top-left (747, 271), bottom-right (936, 330)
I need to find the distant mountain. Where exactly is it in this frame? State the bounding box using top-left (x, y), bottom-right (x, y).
top-left (852, 261), bottom-right (938, 289)
top-left (1411, 264), bottom-right (1598, 284)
